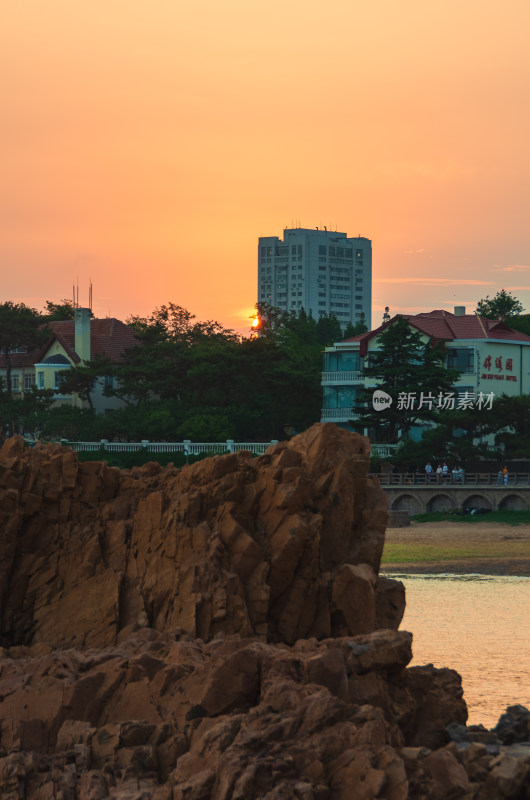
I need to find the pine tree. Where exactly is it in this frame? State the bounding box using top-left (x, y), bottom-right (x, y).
top-left (352, 316), bottom-right (460, 443)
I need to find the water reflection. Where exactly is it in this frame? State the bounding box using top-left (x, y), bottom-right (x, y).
top-left (386, 574), bottom-right (530, 728)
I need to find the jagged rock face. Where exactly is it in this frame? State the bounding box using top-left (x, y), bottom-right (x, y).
top-left (0, 424), bottom-right (397, 649)
top-left (1, 426), bottom-right (528, 799)
top-left (0, 627), bottom-right (469, 800)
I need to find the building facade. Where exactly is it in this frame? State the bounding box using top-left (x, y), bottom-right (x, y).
top-left (321, 307), bottom-right (530, 429)
top-left (258, 227), bottom-right (372, 329)
top-left (0, 309), bottom-right (137, 414)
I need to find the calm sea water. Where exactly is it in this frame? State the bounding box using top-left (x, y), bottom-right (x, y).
top-left (386, 574), bottom-right (530, 728)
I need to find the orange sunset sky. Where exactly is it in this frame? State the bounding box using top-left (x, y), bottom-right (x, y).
top-left (2, 1), bottom-right (530, 333)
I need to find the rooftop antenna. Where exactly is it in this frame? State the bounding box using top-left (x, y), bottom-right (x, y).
top-left (89, 280), bottom-right (93, 311)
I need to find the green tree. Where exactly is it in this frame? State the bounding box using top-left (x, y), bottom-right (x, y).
top-left (0, 385), bottom-right (54, 439)
top-left (353, 316), bottom-right (460, 443)
top-left (505, 314), bottom-right (530, 337)
top-left (475, 290), bottom-right (524, 320)
top-left (0, 302), bottom-right (50, 399)
top-left (43, 299), bottom-right (76, 320)
top-left (344, 313), bottom-right (368, 339)
top-left (58, 354), bottom-right (115, 410)
top-left (253, 302), bottom-right (290, 339)
top-left (485, 394), bottom-right (530, 457)
top-left (316, 314), bottom-right (342, 346)
top-left (33, 405), bottom-right (101, 442)
top-left (103, 302), bottom-right (326, 442)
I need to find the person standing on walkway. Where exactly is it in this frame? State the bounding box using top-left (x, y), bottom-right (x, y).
top-left (503, 465), bottom-right (509, 485)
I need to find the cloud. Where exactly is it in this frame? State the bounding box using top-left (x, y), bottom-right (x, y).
top-left (373, 278), bottom-right (492, 286)
top-left (490, 265), bottom-right (530, 272)
top-left (403, 248), bottom-right (426, 254)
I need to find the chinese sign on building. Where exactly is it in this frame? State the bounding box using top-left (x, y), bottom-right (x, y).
top-left (482, 355), bottom-right (517, 382)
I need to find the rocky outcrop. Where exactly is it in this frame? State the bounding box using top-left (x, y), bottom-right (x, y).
top-left (0, 627), bottom-right (468, 800)
top-left (0, 424), bottom-right (528, 799)
top-left (0, 424), bottom-right (394, 649)
top-left (0, 627), bottom-right (526, 799)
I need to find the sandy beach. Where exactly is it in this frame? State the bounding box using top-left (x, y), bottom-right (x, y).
top-left (381, 520), bottom-right (530, 576)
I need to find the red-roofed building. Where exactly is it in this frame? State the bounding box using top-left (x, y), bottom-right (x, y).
top-left (1, 308), bottom-right (138, 413)
top-left (321, 306), bottom-right (530, 429)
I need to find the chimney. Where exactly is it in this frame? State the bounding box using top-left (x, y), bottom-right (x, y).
top-left (74, 308), bottom-right (91, 363)
top-left (454, 306), bottom-right (466, 316)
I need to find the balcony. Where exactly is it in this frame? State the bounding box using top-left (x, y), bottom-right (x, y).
top-left (321, 370), bottom-right (363, 385)
top-left (320, 407), bottom-right (355, 422)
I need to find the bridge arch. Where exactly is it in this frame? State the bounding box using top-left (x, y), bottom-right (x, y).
top-left (426, 493), bottom-right (457, 513)
top-left (498, 493), bottom-right (529, 511)
top-left (462, 494), bottom-right (492, 511)
top-left (390, 493), bottom-right (423, 514)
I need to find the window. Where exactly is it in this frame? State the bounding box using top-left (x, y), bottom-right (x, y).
top-left (24, 374), bottom-right (35, 390)
top-left (0, 346), bottom-right (28, 355)
top-left (341, 352), bottom-right (360, 371)
top-left (356, 250), bottom-right (363, 258)
top-left (329, 246), bottom-right (335, 256)
top-left (447, 348), bottom-right (475, 373)
top-left (37, 371), bottom-right (44, 389)
top-left (260, 246), bottom-right (266, 257)
top-left (11, 375), bottom-right (19, 391)
top-left (54, 372), bottom-right (65, 390)
top-left (318, 245), bottom-right (326, 255)
top-left (104, 375), bottom-right (114, 388)
top-left (323, 386), bottom-right (357, 409)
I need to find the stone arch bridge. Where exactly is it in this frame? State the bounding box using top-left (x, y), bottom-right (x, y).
top-left (375, 472), bottom-right (530, 514)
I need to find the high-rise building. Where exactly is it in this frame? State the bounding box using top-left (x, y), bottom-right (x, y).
top-left (258, 227), bottom-right (372, 329)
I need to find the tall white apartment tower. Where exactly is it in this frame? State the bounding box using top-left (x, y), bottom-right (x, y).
top-left (258, 227), bottom-right (372, 329)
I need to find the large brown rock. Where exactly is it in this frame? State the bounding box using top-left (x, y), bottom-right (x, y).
top-left (0, 424), bottom-right (395, 648)
top-left (0, 627), bottom-right (468, 800)
top-left (5, 425), bottom-right (517, 799)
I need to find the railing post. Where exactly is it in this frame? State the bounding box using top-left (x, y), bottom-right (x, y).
top-left (226, 439), bottom-right (234, 453)
top-left (183, 439), bottom-right (191, 464)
